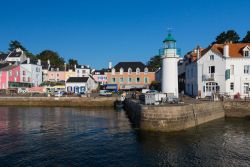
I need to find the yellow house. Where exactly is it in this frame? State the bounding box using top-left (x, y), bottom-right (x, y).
top-left (65, 69), bottom-right (76, 81)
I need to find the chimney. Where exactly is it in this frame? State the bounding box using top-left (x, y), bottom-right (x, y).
top-left (57, 68), bottom-right (59, 71)
top-left (109, 61), bottom-right (112, 69)
top-left (27, 57), bottom-right (30, 64)
top-left (74, 64), bottom-right (77, 69)
top-left (64, 63), bottom-right (67, 71)
top-left (47, 59), bottom-right (50, 65)
top-left (197, 45), bottom-right (200, 59)
top-left (37, 59), bottom-right (41, 65)
top-left (224, 44), bottom-right (229, 57)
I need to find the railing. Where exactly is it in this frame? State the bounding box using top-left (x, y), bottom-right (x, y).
top-left (202, 73), bottom-right (214, 81)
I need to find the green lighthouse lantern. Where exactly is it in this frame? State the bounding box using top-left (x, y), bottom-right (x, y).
top-left (163, 33), bottom-right (176, 49)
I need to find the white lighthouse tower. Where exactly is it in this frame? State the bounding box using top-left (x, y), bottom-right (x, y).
top-left (161, 33), bottom-right (179, 98)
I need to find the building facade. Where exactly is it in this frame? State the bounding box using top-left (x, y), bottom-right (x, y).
top-left (184, 43), bottom-right (250, 98)
top-left (106, 62), bottom-right (155, 90)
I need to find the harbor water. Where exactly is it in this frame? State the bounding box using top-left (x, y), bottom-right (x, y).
top-left (0, 107), bottom-right (250, 166)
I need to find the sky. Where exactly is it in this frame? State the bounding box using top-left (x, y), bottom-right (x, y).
top-left (0, 0), bottom-right (250, 69)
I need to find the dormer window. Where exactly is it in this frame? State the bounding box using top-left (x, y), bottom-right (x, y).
top-left (112, 68), bottom-right (115, 75)
top-left (120, 68), bottom-right (123, 75)
top-left (243, 46), bottom-right (250, 57)
top-left (144, 68), bottom-right (148, 74)
top-left (245, 51), bottom-right (249, 57)
top-left (128, 68), bottom-right (132, 75)
top-left (136, 68), bottom-right (140, 75)
top-left (210, 55), bottom-right (214, 60)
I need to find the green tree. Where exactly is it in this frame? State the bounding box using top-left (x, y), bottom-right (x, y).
top-left (214, 30), bottom-right (240, 44)
top-left (68, 58), bottom-right (78, 69)
top-left (37, 50), bottom-right (65, 67)
top-left (242, 31), bottom-right (250, 43)
top-left (146, 55), bottom-right (162, 71)
top-left (8, 40), bottom-right (36, 59)
top-left (9, 40), bottom-right (28, 52)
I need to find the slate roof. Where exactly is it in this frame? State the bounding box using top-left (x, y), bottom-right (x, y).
top-left (113, 62), bottom-right (149, 72)
top-left (66, 77), bottom-right (89, 83)
top-left (93, 69), bottom-right (109, 75)
top-left (8, 51), bottom-right (22, 57)
top-left (0, 63), bottom-right (10, 69)
top-left (76, 65), bottom-right (90, 69)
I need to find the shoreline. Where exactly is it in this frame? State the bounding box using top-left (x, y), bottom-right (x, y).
top-left (0, 96), bottom-right (117, 108)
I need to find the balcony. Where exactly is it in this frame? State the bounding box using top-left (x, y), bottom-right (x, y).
top-left (202, 73), bottom-right (214, 81)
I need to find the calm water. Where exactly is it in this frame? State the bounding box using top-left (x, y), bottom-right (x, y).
top-left (0, 107), bottom-right (250, 167)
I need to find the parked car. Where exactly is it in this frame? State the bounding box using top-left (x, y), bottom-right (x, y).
top-left (99, 90), bottom-right (112, 96)
top-left (54, 91), bottom-right (66, 97)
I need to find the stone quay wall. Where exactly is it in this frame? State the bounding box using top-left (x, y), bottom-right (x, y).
top-left (0, 97), bottom-right (117, 108)
top-left (223, 101), bottom-right (250, 118)
top-left (124, 99), bottom-right (225, 132)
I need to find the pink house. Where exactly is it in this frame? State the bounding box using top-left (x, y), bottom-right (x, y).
top-left (0, 65), bottom-right (21, 89)
top-left (47, 68), bottom-right (66, 82)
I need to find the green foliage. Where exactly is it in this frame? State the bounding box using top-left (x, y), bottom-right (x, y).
top-left (37, 50), bottom-right (65, 67)
top-left (9, 40), bottom-right (28, 52)
top-left (242, 31), bottom-right (250, 43)
top-left (214, 30), bottom-right (240, 44)
top-left (68, 58), bottom-right (78, 69)
top-left (149, 80), bottom-right (161, 91)
top-left (146, 55), bottom-right (162, 71)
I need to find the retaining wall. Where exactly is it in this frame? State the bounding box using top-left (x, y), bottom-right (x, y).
top-left (0, 97), bottom-right (116, 108)
top-left (223, 101), bottom-right (250, 118)
top-left (124, 99), bottom-right (225, 132)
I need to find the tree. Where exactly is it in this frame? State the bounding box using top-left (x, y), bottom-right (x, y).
top-left (214, 30), bottom-right (240, 44)
top-left (146, 55), bottom-right (162, 71)
top-left (68, 58), bottom-right (78, 69)
top-left (242, 31), bottom-right (250, 43)
top-left (9, 40), bottom-right (28, 52)
top-left (8, 40), bottom-right (36, 59)
top-left (37, 50), bottom-right (65, 67)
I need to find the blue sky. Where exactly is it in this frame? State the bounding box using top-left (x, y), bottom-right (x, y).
top-left (0, 0), bottom-right (250, 69)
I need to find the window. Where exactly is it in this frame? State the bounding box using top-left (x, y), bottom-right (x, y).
top-left (36, 67), bottom-right (40, 72)
top-left (230, 82), bottom-right (234, 91)
top-left (244, 83), bottom-right (249, 94)
top-left (57, 74), bottom-right (59, 77)
top-left (210, 55), bottom-right (214, 60)
top-left (230, 65), bottom-right (234, 75)
top-left (120, 68), bottom-right (123, 75)
top-left (144, 68), bottom-right (148, 74)
top-left (128, 77), bottom-right (132, 83)
top-left (23, 77), bottom-right (26, 82)
top-left (245, 51), bottom-right (249, 57)
top-left (209, 66), bottom-right (215, 73)
top-left (144, 77), bottom-right (148, 83)
top-left (77, 70), bottom-right (80, 73)
top-left (136, 68), bottom-right (140, 75)
top-left (119, 77), bottom-right (123, 83)
top-left (82, 70), bottom-right (86, 74)
top-left (112, 78), bottom-right (116, 83)
top-left (128, 68), bottom-right (132, 75)
top-left (136, 77), bottom-right (140, 83)
top-left (244, 65), bottom-right (250, 74)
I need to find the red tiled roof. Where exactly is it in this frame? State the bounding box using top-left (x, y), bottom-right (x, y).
top-left (201, 43), bottom-right (250, 58)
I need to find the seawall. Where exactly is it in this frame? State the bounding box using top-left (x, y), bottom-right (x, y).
top-left (124, 99), bottom-right (225, 132)
top-left (224, 101), bottom-right (250, 118)
top-left (0, 97), bottom-right (116, 108)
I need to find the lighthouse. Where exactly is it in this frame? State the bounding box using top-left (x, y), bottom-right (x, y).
top-left (161, 33), bottom-right (179, 98)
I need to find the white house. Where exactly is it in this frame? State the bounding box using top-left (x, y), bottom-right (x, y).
top-left (66, 76), bottom-right (97, 94)
top-left (75, 65), bottom-right (91, 77)
top-left (185, 43), bottom-right (250, 98)
top-left (5, 48), bottom-right (27, 63)
top-left (21, 58), bottom-right (43, 86)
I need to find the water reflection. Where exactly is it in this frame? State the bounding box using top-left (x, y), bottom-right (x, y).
top-left (0, 107), bottom-right (250, 166)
